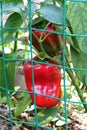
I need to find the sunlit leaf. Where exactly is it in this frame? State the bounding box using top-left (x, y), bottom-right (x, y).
top-left (14, 94), bottom-right (31, 117)
top-left (30, 107), bottom-right (60, 125)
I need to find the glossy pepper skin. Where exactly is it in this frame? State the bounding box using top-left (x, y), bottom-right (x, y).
top-left (32, 24), bottom-right (62, 56)
top-left (23, 61), bottom-right (61, 108)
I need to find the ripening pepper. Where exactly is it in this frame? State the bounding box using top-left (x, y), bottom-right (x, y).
top-left (32, 24), bottom-right (62, 56)
top-left (23, 59), bottom-right (61, 108)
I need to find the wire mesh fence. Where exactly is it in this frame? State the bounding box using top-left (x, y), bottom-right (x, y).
top-left (0, 0), bottom-right (87, 130)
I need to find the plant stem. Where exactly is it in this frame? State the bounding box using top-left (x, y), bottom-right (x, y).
top-left (53, 0), bottom-right (56, 5)
top-left (13, 31), bottom-right (18, 52)
top-left (66, 68), bottom-right (87, 112)
top-left (55, 55), bottom-right (87, 112)
top-left (32, 21), bottom-right (87, 112)
top-left (36, 41), bottom-right (87, 112)
top-left (66, 20), bottom-right (87, 111)
top-left (67, 20), bottom-right (80, 51)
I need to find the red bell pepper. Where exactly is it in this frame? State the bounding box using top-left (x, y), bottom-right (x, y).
top-left (32, 24), bottom-right (62, 56)
top-left (23, 59), bottom-right (61, 108)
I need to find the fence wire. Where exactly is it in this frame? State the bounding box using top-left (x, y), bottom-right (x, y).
top-left (0, 0), bottom-right (87, 130)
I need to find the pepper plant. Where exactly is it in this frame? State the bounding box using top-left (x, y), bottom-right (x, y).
top-left (25, 0), bottom-right (87, 111)
top-left (0, 0), bottom-right (87, 128)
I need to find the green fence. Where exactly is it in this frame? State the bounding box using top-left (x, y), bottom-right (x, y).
top-left (0, 0), bottom-right (87, 130)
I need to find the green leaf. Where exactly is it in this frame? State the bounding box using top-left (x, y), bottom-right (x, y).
top-left (0, 96), bottom-right (7, 103)
top-left (0, 0), bottom-right (23, 4)
top-left (85, 75), bottom-right (87, 86)
top-left (14, 94), bottom-right (32, 117)
top-left (5, 12), bottom-right (23, 28)
top-left (0, 53), bottom-right (16, 96)
top-left (39, 5), bottom-right (63, 25)
top-left (71, 47), bottom-right (87, 85)
top-left (2, 2), bottom-right (24, 14)
top-left (11, 124), bottom-right (21, 130)
top-left (67, 2), bottom-right (87, 55)
top-left (32, 17), bottom-right (44, 26)
top-left (30, 107), bottom-right (59, 125)
top-left (4, 12), bottom-right (23, 43)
